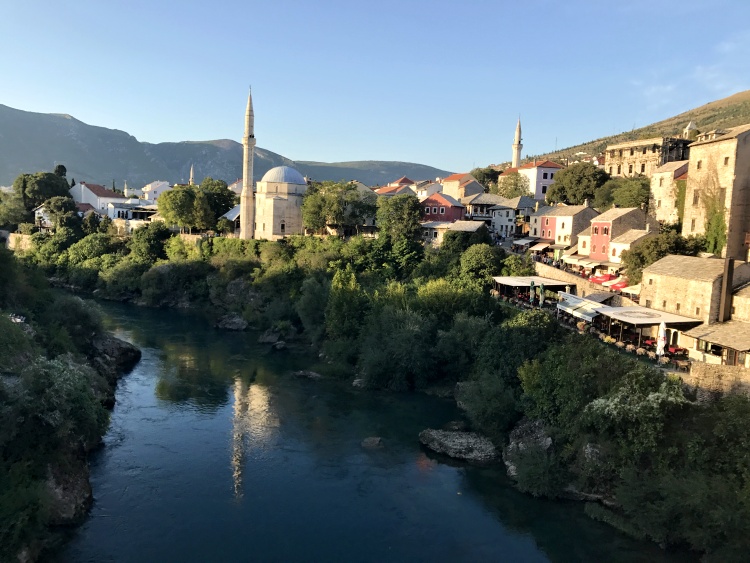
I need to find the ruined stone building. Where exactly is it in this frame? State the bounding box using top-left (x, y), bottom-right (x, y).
top-left (604, 135), bottom-right (691, 178)
top-left (650, 160), bottom-right (688, 224)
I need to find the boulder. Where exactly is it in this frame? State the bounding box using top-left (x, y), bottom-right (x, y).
top-left (89, 334), bottom-right (142, 385)
top-left (273, 341), bottom-right (286, 351)
top-left (418, 429), bottom-right (498, 463)
top-left (45, 459), bottom-right (93, 526)
top-left (503, 419), bottom-right (552, 477)
top-left (361, 437), bottom-right (384, 449)
top-left (215, 313), bottom-right (248, 331)
top-left (293, 370), bottom-right (323, 380)
top-left (258, 329), bottom-right (280, 344)
top-left (352, 378), bottom-right (366, 388)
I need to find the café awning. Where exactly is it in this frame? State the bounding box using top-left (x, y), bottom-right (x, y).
top-left (529, 242), bottom-right (550, 252)
top-left (514, 237), bottom-right (537, 246)
top-left (596, 305), bottom-right (701, 327)
top-left (492, 276), bottom-right (570, 289)
top-left (556, 292), bottom-right (608, 322)
top-left (620, 284), bottom-right (641, 295)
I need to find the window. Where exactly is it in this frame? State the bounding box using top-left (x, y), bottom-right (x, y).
top-left (696, 307), bottom-right (700, 316)
top-left (619, 150), bottom-right (623, 157)
top-left (691, 218), bottom-right (696, 232)
top-left (648, 278), bottom-right (653, 285)
top-left (545, 218), bottom-right (549, 226)
top-left (602, 245), bottom-right (607, 254)
top-left (432, 207), bottom-right (438, 214)
top-left (592, 245), bottom-right (597, 252)
top-left (541, 172), bottom-right (548, 180)
top-left (612, 248), bottom-right (617, 256)
top-left (425, 207), bottom-right (430, 214)
top-left (659, 178), bottom-right (663, 187)
top-left (262, 223), bottom-right (266, 231)
top-left (561, 222), bottom-right (565, 229)
top-left (657, 200), bottom-right (661, 208)
top-left (551, 173), bottom-right (554, 179)
top-left (582, 241), bottom-right (586, 249)
top-left (558, 235), bottom-right (561, 242)
top-left (542, 186), bottom-right (548, 194)
top-left (617, 165), bottom-right (621, 174)
top-left (630, 148), bottom-right (634, 156)
top-left (662, 300), bottom-right (667, 308)
top-left (609, 167), bottom-right (613, 174)
top-left (439, 207), bottom-right (445, 214)
top-left (645, 299), bottom-right (652, 307)
top-left (642, 147), bottom-right (647, 154)
top-left (697, 160), bottom-right (702, 170)
top-left (641, 164), bottom-right (646, 173)
top-left (628, 164), bottom-right (633, 174)
top-left (693, 190), bottom-right (700, 205)
top-left (280, 222), bottom-right (285, 232)
top-left (603, 227), bottom-right (609, 235)
top-left (533, 228), bottom-right (537, 236)
top-left (610, 150), bottom-right (615, 157)
top-left (676, 303), bottom-right (680, 312)
top-left (506, 211), bottom-right (510, 217)
top-left (724, 156), bottom-right (730, 166)
top-left (593, 226), bottom-right (599, 234)
top-left (432, 232), bottom-right (437, 238)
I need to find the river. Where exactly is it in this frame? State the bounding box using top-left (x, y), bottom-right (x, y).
top-left (56, 302), bottom-right (690, 562)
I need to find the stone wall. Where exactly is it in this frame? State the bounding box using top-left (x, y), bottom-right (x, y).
top-left (681, 361), bottom-right (750, 400)
top-left (7, 233), bottom-right (32, 252)
top-left (534, 263), bottom-right (637, 306)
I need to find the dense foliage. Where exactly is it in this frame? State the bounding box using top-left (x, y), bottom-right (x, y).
top-left (620, 228), bottom-right (706, 284)
top-left (546, 162), bottom-right (609, 205)
top-left (491, 171), bottom-right (530, 198)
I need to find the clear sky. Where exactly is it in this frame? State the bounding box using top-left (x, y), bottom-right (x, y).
top-left (1, 0), bottom-right (749, 172)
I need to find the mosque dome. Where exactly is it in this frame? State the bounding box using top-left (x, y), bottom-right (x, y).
top-left (260, 166), bottom-right (307, 185)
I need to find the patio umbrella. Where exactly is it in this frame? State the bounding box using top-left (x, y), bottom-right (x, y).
top-left (656, 321), bottom-right (667, 358)
top-left (539, 283), bottom-right (545, 306)
top-left (529, 280), bottom-right (535, 305)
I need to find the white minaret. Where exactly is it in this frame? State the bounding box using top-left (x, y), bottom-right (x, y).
top-left (240, 90), bottom-right (256, 240)
top-left (189, 164), bottom-right (195, 185)
top-left (512, 118), bottom-right (522, 168)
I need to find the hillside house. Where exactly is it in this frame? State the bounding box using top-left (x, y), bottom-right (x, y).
top-left (421, 193), bottom-right (464, 222)
top-left (422, 220), bottom-right (484, 246)
top-left (440, 173), bottom-right (484, 201)
top-left (141, 180), bottom-right (172, 202)
top-left (529, 204), bottom-right (599, 256)
top-left (69, 182), bottom-right (127, 212)
top-left (605, 135), bottom-right (691, 178)
top-left (575, 207), bottom-right (658, 266)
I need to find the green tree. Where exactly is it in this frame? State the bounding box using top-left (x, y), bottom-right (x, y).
top-left (216, 217), bottom-right (234, 234)
top-left (302, 181), bottom-right (376, 234)
top-left (53, 164), bottom-right (67, 178)
top-left (129, 221), bottom-right (172, 263)
top-left (612, 176), bottom-right (650, 209)
top-left (43, 196), bottom-right (77, 228)
top-left (158, 187), bottom-right (196, 232)
top-left (460, 243), bottom-right (503, 290)
top-left (546, 163), bottom-right (609, 205)
top-left (703, 189), bottom-right (727, 256)
top-left (13, 172), bottom-right (71, 211)
top-left (198, 177), bottom-right (235, 220)
top-left (492, 171), bottom-right (530, 198)
top-left (469, 167), bottom-right (500, 190)
top-left (375, 194), bottom-right (422, 241)
top-left (81, 212), bottom-right (101, 235)
top-left (192, 190), bottom-right (215, 231)
top-left (325, 266), bottom-right (368, 342)
top-left (0, 191), bottom-right (29, 227)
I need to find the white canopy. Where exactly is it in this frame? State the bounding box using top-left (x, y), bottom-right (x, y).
top-left (529, 242), bottom-right (550, 252)
top-left (492, 276), bottom-right (570, 288)
top-left (596, 305), bottom-right (701, 327)
top-left (556, 292), bottom-right (608, 322)
top-left (620, 284), bottom-right (641, 295)
top-left (514, 237), bottom-right (537, 246)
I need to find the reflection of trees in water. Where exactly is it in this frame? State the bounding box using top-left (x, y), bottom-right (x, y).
top-left (460, 467), bottom-right (690, 563)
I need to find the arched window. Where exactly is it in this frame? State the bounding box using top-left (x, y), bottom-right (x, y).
top-left (561, 222), bottom-right (565, 229)
top-left (612, 248), bottom-right (617, 257)
top-left (592, 245), bottom-right (597, 253)
top-left (603, 227), bottom-right (609, 235)
top-left (280, 222), bottom-right (285, 233)
top-left (593, 226), bottom-right (599, 235)
top-left (602, 245), bottom-right (607, 255)
top-left (582, 241), bottom-right (587, 249)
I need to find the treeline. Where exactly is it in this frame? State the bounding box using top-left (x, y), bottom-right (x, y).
top-left (0, 246), bottom-right (113, 560)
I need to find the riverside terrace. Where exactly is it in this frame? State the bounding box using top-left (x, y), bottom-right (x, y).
top-left (492, 277), bottom-right (703, 367)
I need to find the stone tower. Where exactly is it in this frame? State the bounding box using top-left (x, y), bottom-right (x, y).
top-left (512, 118), bottom-right (522, 168)
top-left (240, 90), bottom-right (256, 240)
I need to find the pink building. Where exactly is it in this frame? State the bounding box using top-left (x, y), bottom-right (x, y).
top-left (421, 193), bottom-right (464, 222)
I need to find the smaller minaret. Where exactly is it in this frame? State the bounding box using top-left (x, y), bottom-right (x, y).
top-left (240, 89), bottom-right (256, 240)
top-left (189, 164), bottom-right (195, 186)
top-left (512, 118), bottom-right (523, 168)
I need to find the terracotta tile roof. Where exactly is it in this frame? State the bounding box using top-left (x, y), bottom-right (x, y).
top-left (518, 160), bottom-right (564, 170)
top-left (375, 185), bottom-right (415, 196)
top-left (81, 182), bottom-right (127, 199)
top-left (498, 167), bottom-right (518, 176)
top-left (423, 192), bottom-right (464, 207)
top-left (442, 173), bottom-right (470, 182)
top-left (390, 176), bottom-right (415, 186)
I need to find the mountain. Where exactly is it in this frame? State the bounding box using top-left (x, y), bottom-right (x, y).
top-left (527, 89), bottom-right (750, 163)
top-left (0, 104), bottom-right (452, 187)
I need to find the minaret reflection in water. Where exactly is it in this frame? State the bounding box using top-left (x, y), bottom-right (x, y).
top-left (231, 376), bottom-right (278, 498)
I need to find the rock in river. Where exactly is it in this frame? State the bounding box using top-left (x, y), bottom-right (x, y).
top-left (419, 429), bottom-right (497, 463)
top-left (215, 313), bottom-right (248, 331)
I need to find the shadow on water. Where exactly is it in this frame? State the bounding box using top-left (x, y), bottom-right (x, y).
top-left (54, 300), bottom-right (698, 563)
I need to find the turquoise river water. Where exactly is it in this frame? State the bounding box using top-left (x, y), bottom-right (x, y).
top-left (55, 302), bottom-right (692, 562)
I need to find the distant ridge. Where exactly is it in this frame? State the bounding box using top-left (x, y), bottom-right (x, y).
top-left (527, 89), bottom-right (750, 163)
top-left (0, 104), bottom-right (452, 187)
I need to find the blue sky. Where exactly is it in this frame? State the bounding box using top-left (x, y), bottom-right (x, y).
top-left (1, 0), bottom-right (749, 172)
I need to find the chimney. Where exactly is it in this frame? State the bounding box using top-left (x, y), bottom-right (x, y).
top-left (584, 198), bottom-right (590, 207)
top-left (719, 258), bottom-right (734, 322)
top-left (535, 201), bottom-right (539, 212)
top-left (646, 223), bottom-right (650, 233)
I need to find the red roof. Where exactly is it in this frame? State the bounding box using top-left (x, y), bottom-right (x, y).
top-left (422, 192), bottom-right (464, 208)
top-left (81, 182), bottom-right (127, 199)
top-left (498, 167), bottom-right (518, 176)
top-left (375, 185), bottom-right (413, 195)
top-left (442, 172), bottom-right (469, 182)
top-left (518, 160), bottom-right (564, 170)
top-left (76, 203), bottom-right (95, 212)
top-left (389, 176), bottom-right (415, 186)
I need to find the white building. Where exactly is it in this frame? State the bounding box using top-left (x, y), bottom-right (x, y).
top-left (69, 182), bottom-right (127, 212)
top-left (141, 181), bottom-right (172, 202)
top-left (254, 166), bottom-right (308, 240)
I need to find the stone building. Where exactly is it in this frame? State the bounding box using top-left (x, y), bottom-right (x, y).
top-left (604, 136), bottom-right (691, 178)
top-left (440, 173), bottom-right (484, 200)
top-left (650, 161), bottom-right (688, 224)
top-left (680, 124), bottom-right (750, 259)
top-left (254, 166), bottom-right (308, 241)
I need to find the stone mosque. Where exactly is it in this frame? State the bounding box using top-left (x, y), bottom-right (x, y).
top-left (239, 91), bottom-right (308, 241)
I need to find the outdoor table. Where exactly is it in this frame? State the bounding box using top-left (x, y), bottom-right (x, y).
top-left (644, 339), bottom-right (655, 346)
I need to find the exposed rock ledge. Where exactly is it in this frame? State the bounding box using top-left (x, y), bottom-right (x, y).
top-left (89, 334), bottom-right (142, 387)
top-left (419, 429), bottom-right (498, 463)
top-left (215, 313), bottom-right (248, 331)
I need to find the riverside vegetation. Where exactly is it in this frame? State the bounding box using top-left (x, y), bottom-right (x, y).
top-left (4, 183), bottom-right (750, 561)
